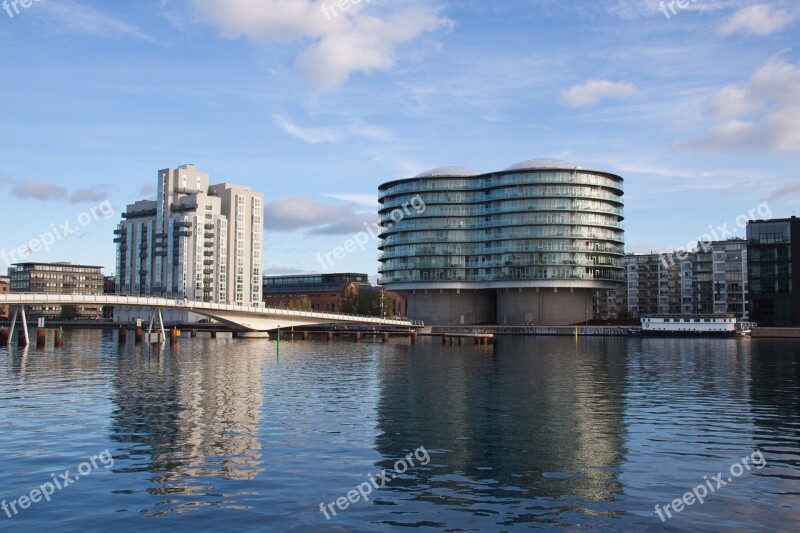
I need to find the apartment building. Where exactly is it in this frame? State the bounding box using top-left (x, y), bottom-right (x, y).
top-left (114, 164), bottom-right (263, 321)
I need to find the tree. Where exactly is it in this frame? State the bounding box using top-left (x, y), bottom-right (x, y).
top-left (371, 290), bottom-right (395, 318)
top-left (340, 285), bottom-right (359, 314)
top-left (60, 305), bottom-right (80, 321)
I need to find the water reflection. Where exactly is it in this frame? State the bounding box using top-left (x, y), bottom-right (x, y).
top-left (375, 337), bottom-right (628, 526)
top-left (109, 339), bottom-right (264, 513)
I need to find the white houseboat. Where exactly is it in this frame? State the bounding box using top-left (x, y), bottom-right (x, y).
top-left (640, 314), bottom-right (738, 337)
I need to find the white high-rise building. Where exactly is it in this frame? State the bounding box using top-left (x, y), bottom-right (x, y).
top-left (114, 164), bottom-right (263, 309)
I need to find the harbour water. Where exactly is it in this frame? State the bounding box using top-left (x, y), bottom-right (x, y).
top-left (1, 332), bottom-right (799, 531)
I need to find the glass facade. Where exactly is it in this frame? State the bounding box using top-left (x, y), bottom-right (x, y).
top-left (747, 218), bottom-right (799, 327)
top-left (378, 163), bottom-right (625, 288)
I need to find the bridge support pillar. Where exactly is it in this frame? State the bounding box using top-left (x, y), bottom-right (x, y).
top-left (190, 330), bottom-right (197, 338)
top-left (118, 326), bottom-right (127, 343)
top-left (302, 332), bottom-right (309, 341)
top-left (383, 332), bottom-right (390, 343)
top-left (411, 332), bottom-right (418, 344)
top-left (10, 306), bottom-right (29, 347)
top-left (354, 332), bottom-right (361, 343)
top-left (211, 330), bottom-right (217, 338)
top-left (326, 331), bottom-right (333, 341)
top-left (147, 307), bottom-right (166, 344)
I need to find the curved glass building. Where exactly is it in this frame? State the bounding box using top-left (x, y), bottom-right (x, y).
top-left (378, 159), bottom-right (625, 325)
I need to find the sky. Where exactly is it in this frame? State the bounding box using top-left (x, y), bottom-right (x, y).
top-left (0, 0), bottom-right (798, 279)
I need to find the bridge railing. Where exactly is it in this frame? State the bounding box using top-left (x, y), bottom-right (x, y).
top-left (0, 293), bottom-right (423, 327)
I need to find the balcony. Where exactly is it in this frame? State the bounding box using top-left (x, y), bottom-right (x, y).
top-left (171, 203), bottom-right (198, 213)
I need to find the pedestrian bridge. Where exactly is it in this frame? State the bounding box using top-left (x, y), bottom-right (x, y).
top-left (0, 293), bottom-right (420, 332)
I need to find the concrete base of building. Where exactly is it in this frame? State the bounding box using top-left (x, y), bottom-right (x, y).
top-left (402, 287), bottom-right (596, 326)
top-left (404, 289), bottom-right (496, 325)
top-left (496, 287), bottom-right (594, 325)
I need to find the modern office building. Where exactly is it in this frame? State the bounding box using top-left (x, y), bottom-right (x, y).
top-left (747, 217), bottom-right (800, 327)
top-left (115, 164), bottom-right (263, 311)
top-left (0, 275), bottom-right (9, 320)
top-left (8, 262), bottom-right (104, 319)
top-left (378, 159), bottom-right (625, 325)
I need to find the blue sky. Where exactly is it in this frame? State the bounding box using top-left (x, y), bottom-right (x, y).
top-left (0, 0), bottom-right (798, 278)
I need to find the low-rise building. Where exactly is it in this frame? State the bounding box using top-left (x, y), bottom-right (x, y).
top-left (8, 262), bottom-right (104, 319)
top-left (263, 273), bottom-right (369, 313)
top-left (0, 275), bottom-right (9, 320)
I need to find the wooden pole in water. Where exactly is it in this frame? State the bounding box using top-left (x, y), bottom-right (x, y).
top-left (277, 325), bottom-right (280, 356)
top-left (0, 328), bottom-right (8, 345)
top-left (37, 328), bottom-right (46, 348)
top-left (55, 328), bottom-right (64, 347)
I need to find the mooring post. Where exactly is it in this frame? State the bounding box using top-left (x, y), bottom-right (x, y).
top-left (55, 327), bottom-right (65, 347)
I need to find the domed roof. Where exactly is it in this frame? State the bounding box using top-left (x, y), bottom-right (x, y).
top-left (414, 166), bottom-right (481, 178)
top-left (504, 159), bottom-right (577, 171)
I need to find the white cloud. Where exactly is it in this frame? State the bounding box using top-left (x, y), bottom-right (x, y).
top-left (263, 196), bottom-right (360, 233)
top-left (322, 193), bottom-right (377, 207)
top-left (272, 114), bottom-right (341, 144)
top-left (11, 181), bottom-right (69, 201)
top-left (691, 56), bottom-right (800, 154)
top-left (41, 0), bottom-right (155, 42)
top-left (720, 4), bottom-right (795, 36)
top-left (559, 79), bottom-right (639, 108)
top-left (272, 114), bottom-right (391, 144)
top-left (69, 186), bottom-right (110, 204)
top-left (192, 0), bottom-right (453, 91)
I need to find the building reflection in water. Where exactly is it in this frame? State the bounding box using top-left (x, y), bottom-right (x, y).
top-left (374, 337), bottom-right (628, 522)
top-left (109, 339), bottom-right (264, 505)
